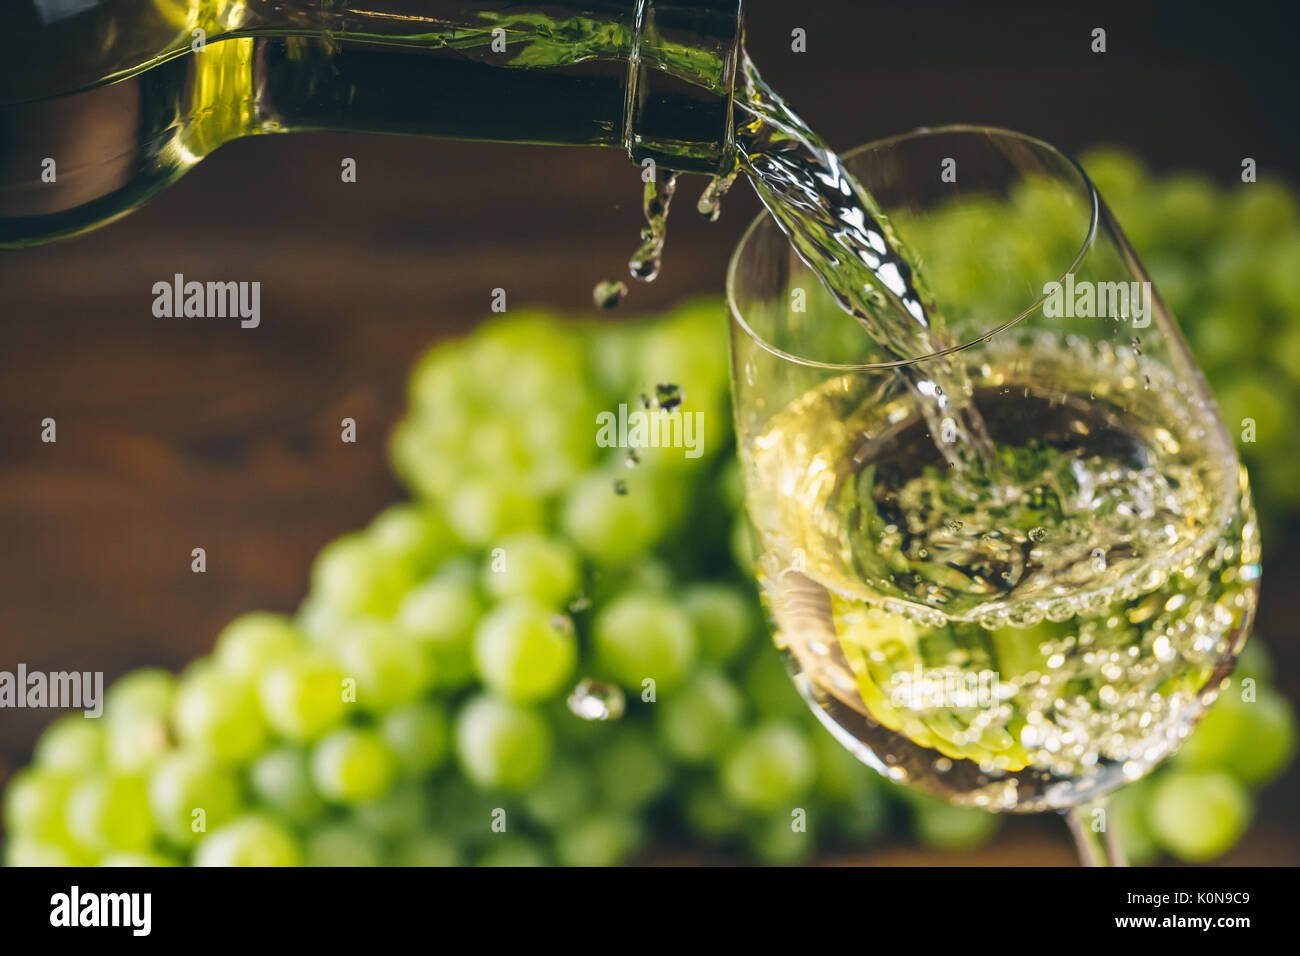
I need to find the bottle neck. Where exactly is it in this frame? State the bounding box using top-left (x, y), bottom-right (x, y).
top-left (238, 1), bottom-right (742, 174)
top-left (0, 1), bottom-right (741, 245)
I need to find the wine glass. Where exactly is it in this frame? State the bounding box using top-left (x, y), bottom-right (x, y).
top-left (726, 126), bottom-right (1260, 865)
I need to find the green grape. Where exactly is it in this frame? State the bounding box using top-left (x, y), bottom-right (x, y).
top-left (562, 470), bottom-right (667, 564)
top-left (213, 612), bottom-right (303, 679)
top-left (194, 815), bottom-right (302, 867)
top-left (295, 596), bottom-right (351, 646)
top-left (620, 558), bottom-right (674, 594)
top-left (257, 653), bottom-right (347, 743)
top-left (720, 723), bottom-right (816, 813)
top-left (1276, 323), bottom-right (1300, 386)
top-left (747, 810), bottom-right (816, 865)
top-left (445, 480), bottom-right (544, 547)
top-left (173, 669), bottom-right (268, 764)
top-left (683, 584), bottom-right (754, 665)
top-left (3, 768), bottom-right (73, 842)
top-left (1208, 243), bottom-right (1273, 311)
top-left (831, 784), bottom-right (891, 845)
top-left (594, 728), bottom-right (672, 810)
top-left (104, 668), bottom-right (177, 722)
top-left (476, 837), bottom-right (549, 867)
top-left (742, 647), bottom-right (807, 722)
top-left (367, 501), bottom-right (457, 578)
top-left (333, 619), bottom-right (434, 712)
top-left (718, 458), bottom-right (745, 510)
top-left (103, 669), bottom-right (175, 772)
top-left (1191, 308), bottom-right (1262, 373)
top-left (473, 598), bottom-right (577, 703)
top-left (391, 834), bottom-right (461, 867)
top-left (379, 701), bottom-right (449, 775)
top-left (355, 783), bottom-right (433, 839)
top-left (148, 751), bottom-right (244, 846)
top-left (65, 773), bottom-right (154, 854)
top-left (407, 340), bottom-right (475, 410)
top-left (433, 779), bottom-right (502, 845)
top-left (1265, 234), bottom-right (1300, 314)
top-left (310, 532), bottom-right (416, 619)
top-left (1152, 174), bottom-right (1219, 249)
top-left (656, 670), bottom-right (744, 763)
top-left (101, 851), bottom-right (181, 867)
top-left (910, 795), bottom-right (1000, 850)
top-left (34, 714), bottom-right (104, 774)
top-left (310, 728), bottom-right (399, 805)
top-left (464, 419), bottom-right (533, 476)
top-left (1177, 686), bottom-right (1296, 785)
top-left (587, 317), bottom-right (638, 395)
top-left (815, 732), bottom-right (890, 842)
top-left (1257, 447), bottom-right (1300, 515)
top-left (810, 728), bottom-right (878, 809)
top-left (1212, 377), bottom-right (1288, 451)
top-left (454, 695), bottom-right (551, 791)
top-left (1079, 147), bottom-right (1147, 207)
top-left (1235, 637), bottom-right (1273, 684)
top-left (390, 414), bottom-right (464, 499)
top-left (248, 746), bottom-right (326, 823)
top-left (5, 840), bottom-right (88, 867)
top-left (481, 532), bottom-right (580, 606)
top-left (1228, 180), bottom-right (1298, 239)
top-left (1147, 770), bottom-right (1251, 862)
top-left (396, 568), bottom-right (484, 690)
top-left (554, 814), bottom-right (641, 867)
top-left (1140, 254), bottom-right (1199, 321)
top-left (106, 710), bottom-right (173, 773)
top-left (522, 757), bottom-right (592, 829)
top-left (306, 823), bottom-right (385, 867)
top-left (683, 784), bottom-right (744, 840)
top-left (593, 590), bottom-right (696, 693)
top-left (730, 517), bottom-right (754, 574)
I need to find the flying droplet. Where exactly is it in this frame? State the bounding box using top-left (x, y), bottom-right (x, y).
top-left (946, 519), bottom-right (963, 533)
top-left (654, 383), bottom-right (684, 413)
top-left (696, 169), bottom-right (738, 222)
top-left (625, 450), bottom-right (641, 468)
top-left (567, 595), bottom-right (592, 614)
top-left (592, 280), bottom-right (628, 310)
top-left (1028, 527), bottom-right (1047, 543)
top-left (613, 479), bottom-right (628, 496)
top-left (551, 614), bottom-right (574, 636)
top-left (567, 679), bottom-right (625, 721)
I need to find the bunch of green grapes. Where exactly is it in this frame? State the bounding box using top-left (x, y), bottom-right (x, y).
top-left (2, 300), bottom-right (912, 867)
top-left (5, 157), bottom-right (1298, 866)
top-left (1083, 147), bottom-right (1300, 531)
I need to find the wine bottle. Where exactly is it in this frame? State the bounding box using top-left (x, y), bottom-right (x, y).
top-left (0, 0), bottom-right (742, 246)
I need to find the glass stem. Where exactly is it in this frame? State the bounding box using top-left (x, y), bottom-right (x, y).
top-left (1064, 797), bottom-right (1128, 867)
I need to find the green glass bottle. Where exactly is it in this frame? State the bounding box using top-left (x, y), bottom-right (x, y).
top-left (0, 0), bottom-right (743, 246)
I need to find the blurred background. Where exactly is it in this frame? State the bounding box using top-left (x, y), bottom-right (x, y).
top-left (1, 0), bottom-right (1298, 864)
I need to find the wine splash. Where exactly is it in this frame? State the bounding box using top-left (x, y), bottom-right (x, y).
top-left (602, 51), bottom-right (997, 477)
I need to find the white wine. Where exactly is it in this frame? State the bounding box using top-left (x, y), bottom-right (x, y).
top-left (746, 333), bottom-right (1260, 811)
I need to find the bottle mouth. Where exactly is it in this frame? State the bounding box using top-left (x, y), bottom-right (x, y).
top-left (727, 125), bottom-right (1101, 371)
top-left (624, 0), bottom-right (743, 174)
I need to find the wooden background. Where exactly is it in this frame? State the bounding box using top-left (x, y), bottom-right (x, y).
top-left (1, 0), bottom-right (1297, 863)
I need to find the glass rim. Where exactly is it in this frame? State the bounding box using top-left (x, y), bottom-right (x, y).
top-left (725, 124), bottom-right (1101, 372)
